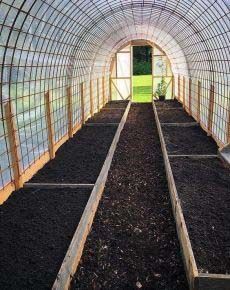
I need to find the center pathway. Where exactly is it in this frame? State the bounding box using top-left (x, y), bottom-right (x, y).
top-left (72, 103), bottom-right (188, 290)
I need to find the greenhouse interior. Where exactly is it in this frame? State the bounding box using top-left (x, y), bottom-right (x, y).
top-left (0, 1), bottom-right (229, 290)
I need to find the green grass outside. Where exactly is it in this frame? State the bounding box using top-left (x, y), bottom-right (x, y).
top-left (132, 75), bottom-right (152, 103)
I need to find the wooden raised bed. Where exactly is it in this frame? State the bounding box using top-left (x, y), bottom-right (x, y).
top-left (52, 101), bottom-right (131, 290)
top-left (153, 100), bottom-right (230, 290)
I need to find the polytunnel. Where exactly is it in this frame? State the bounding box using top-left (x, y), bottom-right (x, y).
top-left (0, 0), bottom-right (229, 289)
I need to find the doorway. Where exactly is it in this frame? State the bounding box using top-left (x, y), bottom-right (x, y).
top-left (132, 45), bottom-right (152, 102)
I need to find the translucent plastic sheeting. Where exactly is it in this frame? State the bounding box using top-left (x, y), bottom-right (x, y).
top-left (0, 0), bottom-right (229, 192)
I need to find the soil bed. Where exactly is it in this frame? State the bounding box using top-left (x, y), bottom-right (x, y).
top-left (31, 126), bottom-right (117, 184)
top-left (0, 187), bottom-right (91, 289)
top-left (87, 110), bottom-right (124, 123)
top-left (155, 100), bottom-right (182, 109)
top-left (157, 108), bottom-right (195, 123)
top-left (170, 157), bottom-right (230, 274)
top-left (104, 100), bottom-right (129, 108)
top-left (72, 104), bottom-right (188, 290)
top-left (162, 126), bottom-right (217, 155)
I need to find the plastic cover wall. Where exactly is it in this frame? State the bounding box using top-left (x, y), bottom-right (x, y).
top-left (0, 0), bottom-right (229, 192)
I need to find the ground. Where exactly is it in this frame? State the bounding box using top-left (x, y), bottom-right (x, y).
top-left (132, 75), bottom-right (152, 102)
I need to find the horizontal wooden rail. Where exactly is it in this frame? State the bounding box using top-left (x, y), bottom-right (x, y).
top-left (24, 183), bottom-right (94, 189)
top-left (161, 122), bottom-right (198, 127)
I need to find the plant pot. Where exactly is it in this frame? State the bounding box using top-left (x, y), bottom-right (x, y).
top-left (159, 95), bottom-right (166, 101)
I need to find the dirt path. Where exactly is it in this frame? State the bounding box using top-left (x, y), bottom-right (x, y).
top-left (72, 103), bottom-right (188, 290)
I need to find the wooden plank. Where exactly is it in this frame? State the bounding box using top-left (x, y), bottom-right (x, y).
top-left (24, 183), bottom-right (94, 189)
top-left (157, 107), bottom-right (183, 111)
top-left (153, 101), bottom-right (198, 290)
top-left (172, 75), bottom-right (175, 99)
top-left (168, 155), bottom-right (218, 159)
top-left (111, 77), bottom-right (131, 80)
top-left (161, 122), bottom-right (198, 127)
top-left (102, 76), bottom-right (105, 106)
top-left (52, 101), bottom-right (131, 290)
top-left (67, 86), bottom-right (73, 138)
top-left (84, 123), bottom-right (119, 127)
top-left (207, 84), bottom-right (215, 135)
top-left (102, 108), bottom-right (125, 110)
top-left (197, 273), bottom-right (230, 290)
top-left (197, 81), bottom-right (201, 123)
top-left (111, 79), bottom-right (124, 100)
top-left (188, 78), bottom-right (192, 115)
top-left (80, 82), bottom-right (85, 124)
top-left (4, 101), bottom-right (23, 189)
top-left (109, 74), bottom-right (112, 101)
top-left (226, 104), bottom-right (230, 144)
top-left (45, 91), bottom-right (55, 159)
top-left (97, 78), bottom-right (100, 111)
top-left (178, 74), bottom-right (180, 100)
top-left (0, 181), bottom-right (15, 205)
top-left (183, 76), bottom-right (186, 108)
top-left (90, 79), bottom-right (94, 116)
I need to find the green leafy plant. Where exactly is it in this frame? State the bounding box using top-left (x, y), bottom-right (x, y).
top-left (154, 77), bottom-right (167, 101)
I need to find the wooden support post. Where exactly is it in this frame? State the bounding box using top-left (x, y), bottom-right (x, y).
top-left (45, 91), bottom-right (55, 160)
top-left (183, 76), bottom-right (186, 108)
top-left (90, 79), bottom-right (94, 116)
top-left (188, 78), bottom-right (192, 115)
top-left (67, 86), bottom-right (73, 138)
top-left (109, 74), bottom-right (112, 101)
top-left (208, 84), bottom-right (215, 135)
top-left (97, 78), bottom-right (100, 111)
top-left (4, 101), bottom-right (23, 189)
top-left (197, 80), bottom-right (201, 123)
top-left (130, 45), bottom-right (133, 101)
top-left (178, 74), bottom-right (180, 100)
top-left (172, 75), bottom-right (175, 99)
top-left (80, 82), bottom-right (85, 124)
top-left (102, 76), bottom-right (105, 106)
top-left (226, 104), bottom-right (230, 144)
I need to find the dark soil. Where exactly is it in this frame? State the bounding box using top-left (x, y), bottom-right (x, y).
top-left (162, 126), bottom-right (218, 155)
top-left (87, 110), bottom-right (124, 123)
top-left (0, 187), bottom-right (91, 289)
top-left (72, 104), bottom-right (188, 290)
top-left (104, 100), bottom-right (129, 108)
top-left (157, 109), bottom-right (195, 123)
top-left (170, 157), bottom-right (230, 274)
top-left (155, 100), bottom-right (182, 109)
top-left (31, 126), bottom-right (117, 184)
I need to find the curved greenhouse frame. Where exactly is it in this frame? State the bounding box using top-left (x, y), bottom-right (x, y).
top-left (0, 0), bottom-right (229, 200)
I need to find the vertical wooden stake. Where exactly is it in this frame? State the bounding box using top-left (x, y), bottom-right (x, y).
top-left (197, 80), bottom-right (201, 123)
top-left (152, 45), bottom-right (154, 101)
top-left (130, 45), bottom-right (133, 101)
top-left (227, 106), bottom-right (230, 144)
top-left (178, 74), bottom-right (180, 100)
top-left (80, 82), bottom-right (85, 124)
top-left (4, 101), bottom-right (23, 189)
top-left (45, 91), bottom-right (55, 159)
top-left (183, 76), bottom-right (186, 108)
top-left (102, 76), bottom-right (105, 106)
top-left (67, 86), bottom-right (73, 138)
top-left (109, 75), bottom-right (112, 101)
top-left (188, 78), bottom-right (192, 115)
top-left (90, 79), bottom-right (94, 116)
top-left (97, 78), bottom-right (100, 112)
top-left (172, 75), bottom-right (175, 99)
top-left (207, 84), bottom-right (215, 135)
